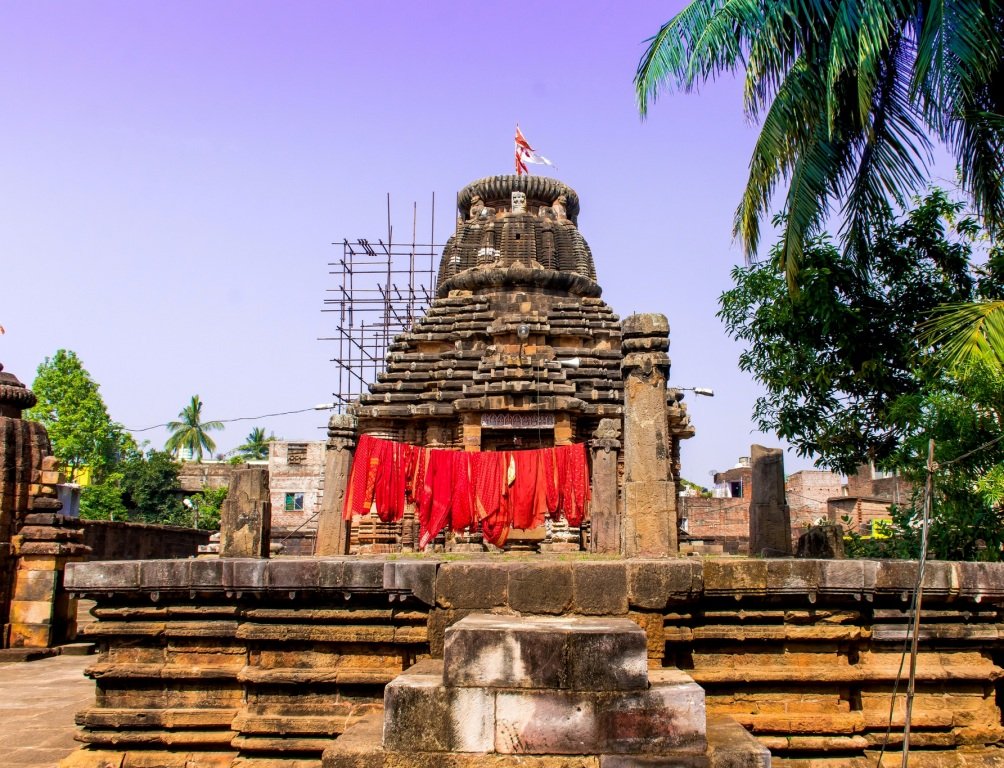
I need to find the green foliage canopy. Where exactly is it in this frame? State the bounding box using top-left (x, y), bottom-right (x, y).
top-left (26, 349), bottom-right (133, 482)
top-left (718, 189), bottom-right (991, 474)
top-left (236, 427), bottom-right (273, 461)
top-left (636, 0), bottom-right (1004, 288)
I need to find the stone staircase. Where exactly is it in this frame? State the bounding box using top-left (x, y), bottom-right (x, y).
top-left (323, 614), bottom-right (769, 767)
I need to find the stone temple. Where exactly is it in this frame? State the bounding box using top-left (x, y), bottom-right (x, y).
top-left (316, 174), bottom-right (694, 557)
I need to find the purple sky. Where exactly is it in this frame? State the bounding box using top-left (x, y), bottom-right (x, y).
top-left (1, 1), bottom-right (936, 483)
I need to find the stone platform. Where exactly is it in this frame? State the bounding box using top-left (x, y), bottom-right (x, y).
top-left (323, 614), bottom-right (768, 768)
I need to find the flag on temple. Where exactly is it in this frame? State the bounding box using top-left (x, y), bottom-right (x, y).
top-left (515, 124), bottom-right (553, 175)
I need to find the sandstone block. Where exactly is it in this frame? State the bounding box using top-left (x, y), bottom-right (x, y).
top-left (573, 562), bottom-right (628, 615)
top-left (628, 561), bottom-right (700, 609)
top-left (12, 567), bottom-right (57, 602)
top-left (703, 560), bottom-right (767, 597)
top-left (224, 559), bottom-right (267, 590)
top-left (140, 560), bottom-right (191, 589)
top-left (317, 558), bottom-right (346, 588)
top-left (495, 669), bottom-right (706, 755)
top-left (65, 561), bottom-right (140, 592)
top-left (383, 659), bottom-right (494, 753)
top-left (383, 560), bottom-right (437, 605)
top-left (443, 614), bottom-right (647, 691)
top-left (190, 558), bottom-right (225, 589)
top-left (343, 560), bottom-right (385, 591)
top-left (508, 562), bottom-right (572, 614)
top-left (267, 558), bottom-right (320, 590)
top-left (436, 562), bottom-right (507, 609)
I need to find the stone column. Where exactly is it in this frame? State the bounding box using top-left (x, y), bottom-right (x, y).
top-left (219, 467), bottom-right (271, 558)
top-left (621, 314), bottom-right (677, 557)
top-left (315, 414), bottom-right (357, 556)
top-left (749, 444), bottom-right (791, 556)
top-left (461, 413), bottom-right (482, 452)
top-left (589, 419), bottom-right (621, 554)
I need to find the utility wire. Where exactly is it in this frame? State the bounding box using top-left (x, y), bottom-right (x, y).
top-left (126, 406), bottom-right (328, 433)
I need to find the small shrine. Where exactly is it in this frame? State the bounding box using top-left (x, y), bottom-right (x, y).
top-left (316, 175), bottom-right (695, 556)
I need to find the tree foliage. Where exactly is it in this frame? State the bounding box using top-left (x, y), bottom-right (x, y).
top-left (189, 485), bottom-right (227, 531)
top-left (636, 0), bottom-right (1004, 288)
top-left (719, 189), bottom-right (992, 473)
top-left (236, 427), bottom-right (273, 461)
top-left (26, 349), bottom-right (132, 482)
top-left (120, 450), bottom-right (184, 525)
top-left (165, 395), bottom-right (224, 462)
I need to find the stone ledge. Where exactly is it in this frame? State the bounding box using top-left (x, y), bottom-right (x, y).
top-left (63, 558), bottom-right (1004, 608)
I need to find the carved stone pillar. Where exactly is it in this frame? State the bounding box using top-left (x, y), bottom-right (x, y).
top-left (589, 418), bottom-right (621, 554)
top-left (749, 444), bottom-right (791, 556)
top-left (621, 314), bottom-right (677, 557)
top-left (219, 467), bottom-right (271, 558)
top-left (314, 414), bottom-right (357, 556)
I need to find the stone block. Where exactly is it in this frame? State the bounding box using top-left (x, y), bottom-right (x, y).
top-left (9, 598), bottom-right (54, 625)
top-left (384, 560), bottom-right (437, 605)
top-left (443, 614), bottom-right (647, 691)
top-left (436, 562), bottom-right (507, 609)
top-left (958, 561), bottom-right (1004, 601)
top-left (383, 659), bottom-right (494, 753)
top-left (318, 558), bottom-right (346, 588)
top-left (703, 560), bottom-right (767, 597)
top-left (495, 669), bottom-right (706, 755)
top-left (267, 558), bottom-right (320, 590)
top-left (224, 559), bottom-right (267, 590)
top-left (573, 562), bottom-right (628, 615)
top-left (65, 561), bottom-right (140, 592)
top-left (322, 711), bottom-right (386, 768)
top-left (139, 560), bottom-right (191, 590)
top-left (628, 561), bottom-right (700, 609)
top-left (508, 562), bottom-right (572, 614)
top-left (57, 749), bottom-right (125, 768)
top-left (8, 622), bottom-right (52, 647)
top-left (343, 560), bottom-right (385, 590)
top-left (12, 568), bottom-right (57, 602)
top-left (190, 558), bottom-right (225, 589)
top-left (765, 559), bottom-right (823, 595)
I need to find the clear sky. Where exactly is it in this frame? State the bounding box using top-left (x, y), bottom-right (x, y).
top-left (2, 1), bottom-right (851, 483)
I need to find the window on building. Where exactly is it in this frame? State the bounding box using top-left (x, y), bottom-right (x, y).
top-left (871, 463), bottom-right (896, 480)
top-left (284, 492), bottom-right (304, 511)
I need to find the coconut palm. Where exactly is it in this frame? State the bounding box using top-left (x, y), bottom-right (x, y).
top-left (636, 1), bottom-right (1004, 289)
top-left (165, 395), bottom-right (224, 462)
top-left (236, 426), bottom-right (273, 460)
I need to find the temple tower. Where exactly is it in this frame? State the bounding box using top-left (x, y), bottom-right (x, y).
top-left (322, 175), bottom-right (694, 555)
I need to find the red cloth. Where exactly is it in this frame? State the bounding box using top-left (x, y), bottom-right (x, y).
top-left (450, 452), bottom-right (476, 532)
top-left (343, 435), bottom-right (378, 519)
top-left (418, 449), bottom-right (454, 549)
top-left (511, 450), bottom-right (548, 530)
top-left (344, 436), bottom-right (591, 546)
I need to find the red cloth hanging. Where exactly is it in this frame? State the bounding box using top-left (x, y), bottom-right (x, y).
top-left (450, 452), bottom-right (476, 532)
top-left (418, 449), bottom-right (454, 549)
top-left (342, 435), bottom-right (378, 520)
top-left (472, 451), bottom-right (503, 522)
top-left (511, 450), bottom-right (548, 530)
top-left (556, 442), bottom-right (591, 527)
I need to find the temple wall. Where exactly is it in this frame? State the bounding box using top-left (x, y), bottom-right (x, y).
top-left (81, 520), bottom-right (210, 561)
top-left (63, 557), bottom-right (1004, 768)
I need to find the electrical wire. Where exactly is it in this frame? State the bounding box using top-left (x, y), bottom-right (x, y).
top-left (126, 406), bottom-right (328, 433)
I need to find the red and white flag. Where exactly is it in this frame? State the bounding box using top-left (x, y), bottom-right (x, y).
top-left (515, 124), bottom-right (553, 175)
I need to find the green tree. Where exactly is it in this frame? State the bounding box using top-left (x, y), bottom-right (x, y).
top-left (236, 427), bottom-right (273, 461)
top-left (120, 450), bottom-right (184, 524)
top-left (636, 1), bottom-right (1004, 287)
top-left (187, 485), bottom-right (227, 530)
top-left (78, 473), bottom-right (128, 521)
top-left (165, 395), bottom-right (223, 462)
top-left (718, 189), bottom-right (990, 473)
top-left (26, 349), bottom-right (133, 482)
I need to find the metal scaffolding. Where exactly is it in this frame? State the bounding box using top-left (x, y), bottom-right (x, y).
top-left (322, 193), bottom-right (443, 411)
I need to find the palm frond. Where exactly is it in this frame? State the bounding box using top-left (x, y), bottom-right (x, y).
top-left (919, 300), bottom-right (1004, 370)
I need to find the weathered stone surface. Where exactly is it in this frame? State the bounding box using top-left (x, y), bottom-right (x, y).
top-left (494, 669), bottom-right (706, 755)
top-left (796, 525), bottom-right (845, 559)
top-left (383, 560), bottom-right (437, 605)
top-left (748, 445), bottom-right (791, 556)
top-left (443, 614), bottom-right (647, 691)
top-left (219, 467), bottom-right (271, 558)
top-left (508, 562), bottom-right (572, 614)
top-left (572, 562), bottom-right (629, 615)
top-left (382, 659), bottom-right (494, 752)
top-left (436, 562), bottom-right (507, 609)
top-left (627, 560), bottom-right (701, 609)
top-left (315, 414), bottom-right (357, 557)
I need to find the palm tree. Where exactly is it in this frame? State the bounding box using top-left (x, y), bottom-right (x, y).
top-left (165, 395), bottom-right (224, 462)
top-left (236, 426), bottom-right (273, 460)
top-left (636, 1), bottom-right (1004, 289)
